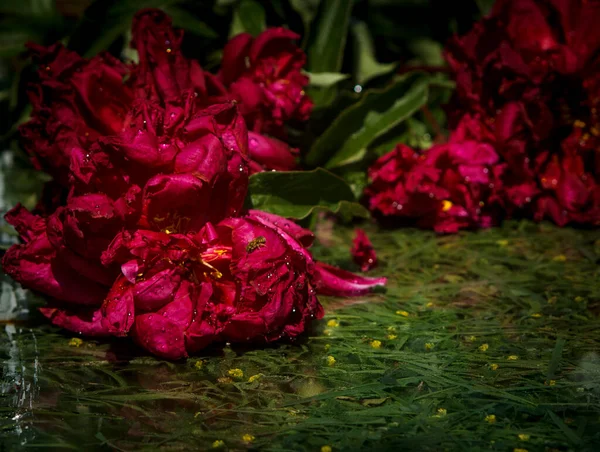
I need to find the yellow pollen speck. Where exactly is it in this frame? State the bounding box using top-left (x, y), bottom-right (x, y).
top-left (68, 338), bottom-right (83, 347)
top-left (425, 342), bottom-right (435, 351)
top-left (326, 319), bottom-right (339, 328)
top-left (479, 343), bottom-right (489, 352)
top-left (514, 449), bottom-right (529, 452)
top-left (468, 335), bottom-right (477, 342)
top-left (574, 119), bottom-right (586, 128)
top-left (426, 302), bottom-right (434, 308)
top-left (212, 440), bottom-right (225, 448)
top-left (326, 355), bottom-right (336, 366)
top-left (387, 334), bottom-right (398, 340)
top-left (396, 310), bottom-right (409, 317)
top-left (435, 408), bottom-right (447, 417)
top-left (242, 434), bottom-right (255, 443)
top-left (441, 200), bottom-right (453, 211)
top-left (227, 368), bottom-right (244, 379)
top-left (484, 414), bottom-right (496, 423)
top-left (507, 355), bottom-right (519, 361)
top-left (490, 363), bottom-right (499, 371)
top-left (321, 446), bottom-right (332, 452)
top-left (496, 240), bottom-right (509, 246)
top-left (518, 434), bottom-right (530, 441)
top-left (248, 373), bottom-right (263, 383)
top-left (553, 254), bottom-right (567, 262)
top-left (531, 313), bottom-right (542, 318)
top-left (575, 296), bottom-right (585, 303)
top-left (166, 48), bottom-right (172, 53)
top-left (194, 360), bottom-right (203, 370)
top-left (370, 340), bottom-right (382, 349)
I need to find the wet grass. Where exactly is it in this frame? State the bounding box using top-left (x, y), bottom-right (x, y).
top-left (1, 220), bottom-right (600, 451)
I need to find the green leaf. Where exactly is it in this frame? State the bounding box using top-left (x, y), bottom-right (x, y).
top-left (246, 168), bottom-right (369, 220)
top-left (231, 0), bottom-right (266, 37)
top-left (306, 72), bottom-right (349, 88)
top-left (305, 73), bottom-right (429, 168)
top-left (407, 38), bottom-right (445, 67)
top-left (352, 21), bottom-right (396, 85)
top-left (306, 0), bottom-right (352, 73)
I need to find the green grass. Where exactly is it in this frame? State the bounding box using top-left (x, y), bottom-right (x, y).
top-left (1, 220), bottom-right (600, 451)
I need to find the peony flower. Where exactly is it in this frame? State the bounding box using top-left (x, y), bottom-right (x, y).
top-left (364, 137), bottom-right (502, 233)
top-left (351, 229), bottom-right (378, 272)
top-left (219, 28), bottom-right (313, 138)
top-left (5, 206), bottom-right (385, 359)
top-left (19, 10), bottom-right (301, 183)
top-left (440, 0), bottom-right (600, 228)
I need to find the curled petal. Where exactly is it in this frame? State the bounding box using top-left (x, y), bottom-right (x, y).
top-left (314, 262), bottom-right (386, 297)
top-left (40, 306), bottom-right (110, 336)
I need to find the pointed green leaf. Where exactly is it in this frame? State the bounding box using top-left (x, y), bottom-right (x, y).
top-left (305, 73), bottom-right (429, 168)
top-left (306, 71), bottom-right (350, 88)
top-left (306, 0), bottom-right (352, 73)
top-left (352, 21), bottom-right (396, 85)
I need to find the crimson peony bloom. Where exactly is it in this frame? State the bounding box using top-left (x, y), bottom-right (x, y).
top-left (19, 9), bottom-right (300, 181)
top-left (219, 28), bottom-right (312, 139)
top-left (364, 133), bottom-right (502, 233)
top-left (351, 229), bottom-right (378, 272)
top-left (443, 0), bottom-right (600, 227)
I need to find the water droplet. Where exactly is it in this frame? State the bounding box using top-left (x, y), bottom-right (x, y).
top-left (354, 85), bottom-right (363, 93)
top-left (483, 168), bottom-right (489, 174)
top-left (525, 197), bottom-right (531, 203)
top-left (127, 312), bottom-right (131, 317)
top-left (429, 193), bottom-right (434, 198)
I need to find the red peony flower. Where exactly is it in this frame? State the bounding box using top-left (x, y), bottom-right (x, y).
top-left (364, 134), bottom-right (502, 233)
top-left (19, 10), bottom-right (301, 183)
top-left (438, 0), bottom-right (600, 228)
top-left (219, 28), bottom-right (313, 138)
top-left (351, 229), bottom-right (378, 272)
